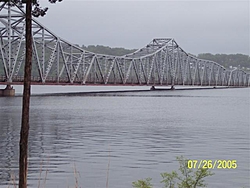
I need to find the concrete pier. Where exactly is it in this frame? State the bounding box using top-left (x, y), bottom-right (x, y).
top-left (150, 86), bottom-right (156, 90)
top-left (0, 85), bottom-right (15, 97)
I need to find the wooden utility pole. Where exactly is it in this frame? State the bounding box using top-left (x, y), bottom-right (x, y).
top-left (19, 0), bottom-right (32, 187)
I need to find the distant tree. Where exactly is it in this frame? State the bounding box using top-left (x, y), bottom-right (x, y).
top-left (198, 53), bottom-right (250, 69)
top-left (0, 1), bottom-right (62, 188)
top-left (132, 156), bottom-right (214, 188)
top-left (82, 44), bottom-right (137, 56)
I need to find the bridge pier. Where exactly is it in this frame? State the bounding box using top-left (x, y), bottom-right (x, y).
top-left (170, 85), bottom-right (175, 90)
top-left (150, 86), bottom-right (156, 90)
top-left (0, 85), bottom-right (15, 97)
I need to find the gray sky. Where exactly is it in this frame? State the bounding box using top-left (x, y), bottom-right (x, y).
top-left (38, 0), bottom-right (249, 55)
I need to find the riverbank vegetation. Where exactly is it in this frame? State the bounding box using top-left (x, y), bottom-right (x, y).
top-left (82, 44), bottom-right (137, 56)
top-left (197, 53), bottom-right (250, 70)
top-left (82, 44), bottom-right (250, 69)
top-left (132, 156), bottom-right (214, 188)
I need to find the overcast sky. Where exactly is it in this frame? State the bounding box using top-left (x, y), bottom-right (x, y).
top-left (38, 0), bottom-right (249, 55)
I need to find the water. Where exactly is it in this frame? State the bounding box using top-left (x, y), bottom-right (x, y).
top-left (0, 87), bottom-right (249, 188)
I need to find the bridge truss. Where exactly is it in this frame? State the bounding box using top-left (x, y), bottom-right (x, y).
top-left (0, 1), bottom-right (249, 87)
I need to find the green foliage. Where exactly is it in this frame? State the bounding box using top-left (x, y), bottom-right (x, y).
top-left (133, 156), bottom-right (214, 188)
top-left (197, 53), bottom-right (250, 69)
top-left (0, 60), bottom-right (3, 75)
top-left (161, 156), bottom-right (214, 188)
top-left (132, 177), bottom-right (153, 188)
top-left (82, 45), bottom-right (136, 56)
top-left (161, 171), bottom-right (178, 188)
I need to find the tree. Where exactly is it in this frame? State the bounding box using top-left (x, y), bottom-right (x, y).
top-left (20, 1), bottom-right (62, 187)
top-left (0, 0), bottom-right (62, 187)
top-left (132, 156), bottom-right (214, 188)
top-left (82, 44), bottom-right (137, 56)
top-left (161, 156), bottom-right (214, 188)
top-left (197, 53), bottom-right (250, 69)
top-left (132, 178), bottom-right (153, 188)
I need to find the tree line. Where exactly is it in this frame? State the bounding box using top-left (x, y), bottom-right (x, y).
top-left (82, 44), bottom-right (136, 56)
top-left (197, 53), bottom-right (250, 69)
top-left (82, 45), bottom-right (250, 69)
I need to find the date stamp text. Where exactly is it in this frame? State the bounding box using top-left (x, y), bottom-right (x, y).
top-left (187, 160), bottom-right (237, 169)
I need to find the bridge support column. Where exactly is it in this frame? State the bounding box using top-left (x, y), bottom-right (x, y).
top-left (0, 85), bottom-right (15, 97)
top-left (150, 86), bottom-right (156, 90)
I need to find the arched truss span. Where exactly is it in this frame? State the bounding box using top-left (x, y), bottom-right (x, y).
top-left (0, 2), bottom-right (249, 87)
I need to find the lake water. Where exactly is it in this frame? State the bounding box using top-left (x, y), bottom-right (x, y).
top-left (0, 87), bottom-right (249, 188)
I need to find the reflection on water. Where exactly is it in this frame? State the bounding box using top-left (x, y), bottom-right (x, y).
top-left (0, 88), bottom-right (249, 188)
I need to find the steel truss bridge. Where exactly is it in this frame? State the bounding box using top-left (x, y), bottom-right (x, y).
top-left (0, 2), bottom-right (249, 88)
